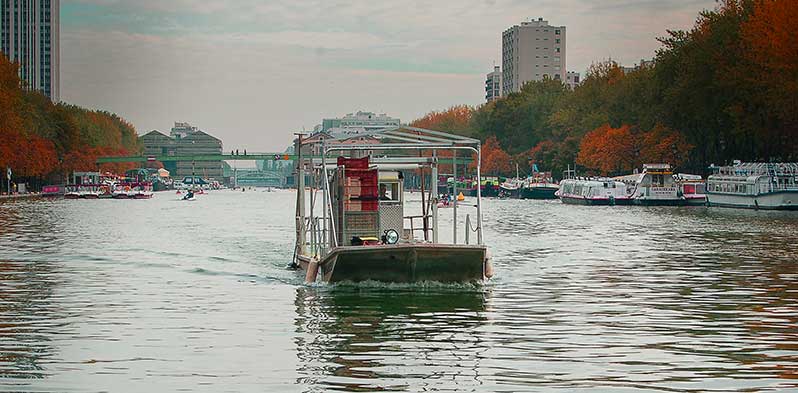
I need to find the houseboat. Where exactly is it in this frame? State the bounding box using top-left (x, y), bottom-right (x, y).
top-left (706, 162), bottom-right (798, 210)
top-left (292, 126), bottom-right (492, 284)
top-left (556, 178), bottom-right (631, 205)
top-left (616, 164), bottom-right (684, 206)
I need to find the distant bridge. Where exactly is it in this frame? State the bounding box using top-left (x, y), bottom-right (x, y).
top-left (96, 154), bottom-right (471, 164)
top-left (96, 153), bottom-right (294, 164)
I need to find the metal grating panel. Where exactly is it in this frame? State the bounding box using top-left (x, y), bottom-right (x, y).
top-left (379, 203), bottom-right (403, 237)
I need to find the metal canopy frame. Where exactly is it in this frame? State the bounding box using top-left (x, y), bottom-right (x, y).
top-left (294, 127), bottom-right (484, 263)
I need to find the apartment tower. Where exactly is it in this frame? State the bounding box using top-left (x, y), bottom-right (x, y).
top-left (485, 65), bottom-right (501, 102)
top-left (502, 18), bottom-right (565, 95)
top-left (0, 0), bottom-right (60, 101)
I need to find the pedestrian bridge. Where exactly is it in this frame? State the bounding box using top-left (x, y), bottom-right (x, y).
top-left (95, 154), bottom-right (470, 164)
top-left (95, 153), bottom-right (294, 163)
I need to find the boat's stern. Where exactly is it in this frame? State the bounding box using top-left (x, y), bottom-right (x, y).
top-left (317, 243), bottom-right (488, 284)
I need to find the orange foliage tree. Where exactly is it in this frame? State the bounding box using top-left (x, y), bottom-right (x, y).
top-left (740, 0), bottom-right (798, 140)
top-left (410, 105), bottom-right (474, 134)
top-left (577, 124), bottom-right (693, 175)
top-left (1, 52), bottom-right (140, 187)
top-left (576, 124), bottom-right (638, 175)
top-left (479, 136), bottom-right (512, 176)
top-left (638, 125), bottom-right (693, 167)
top-left (410, 106), bottom-right (475, 175)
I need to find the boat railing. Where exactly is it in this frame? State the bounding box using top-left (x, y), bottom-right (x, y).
top-left (464, 214), bottom-right (480, 245)
top-left (404, 215), bottom-right (434, 241)
top-left (303, 216), bottom-right (334, 258)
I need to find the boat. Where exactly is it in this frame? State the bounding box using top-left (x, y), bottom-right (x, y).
top-left (64, 185), bottom-right (81, 199)
top-left (132, 183), bottom-right (154, 199)
top-left (519, 172), bottom-right (559, 200)
top-left (556, 178), bottom-right (631, 205)
top-left (64, 184), bottom-right (102, 199)
top-left (615, 164), bottom-right (685, 206)
top-left (674, 173), bottom-right (707, 206)
top-left (111, 182), bottom-right (153, 199)
top-left (706, 162), bottom-right (798, 210)
top-left (293, 126), bottom-right (493, 284)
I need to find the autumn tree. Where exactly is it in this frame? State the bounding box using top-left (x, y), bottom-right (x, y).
top-left (410, 105), bottom-right (474, 136)
top-left (479, 136), bottom-right (512, 176)
top-left (638, 125), bottom-right (693, 167)
top-left (576, 124), bottom-right (638, 175)
top-left (1, 52), bottom-right (140, 188)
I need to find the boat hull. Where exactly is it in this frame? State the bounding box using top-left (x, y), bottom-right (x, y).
top-left (520, 187), bottom-right (558, 200)
top-left (707, 191), bottom-right (798, 210)
top-left (632, 198), bottom-right (686, 206)
top-left (559, 196), bottom-right (632, 206)
top-left (300, 244), bottom-right (487, 284)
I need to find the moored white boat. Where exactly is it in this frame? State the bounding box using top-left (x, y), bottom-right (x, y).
top-left (556, 178), bottom-right (630, 205)
top-left (707, 162), bottom-right (798, 210)
top-left (674, 173), bottom-right (707, 206)
top-left (616, 164), bottom-right (685, 206)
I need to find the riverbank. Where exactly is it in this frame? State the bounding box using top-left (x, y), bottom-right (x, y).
top-left (0, 193), bottom-right (42, 200)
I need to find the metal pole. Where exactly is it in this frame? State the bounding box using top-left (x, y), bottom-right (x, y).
top-left (322, 141), bottom-right (338, 249)
top-left (321, 138), bottom-right (328, 251)
top-left (452, 150), bottom-right (457, 244)
top-left (432, 151), bottom-right (439, 243)
top-left (294, 134), bottom-right (306, 257)
top-left (476, 144), bottom-right (483, 245)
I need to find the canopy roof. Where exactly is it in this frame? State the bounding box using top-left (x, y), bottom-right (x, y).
top-left (314, 126), bottom-right (481, 154)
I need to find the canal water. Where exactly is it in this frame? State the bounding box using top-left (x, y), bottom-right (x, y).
top-left (1, 190), bottom-right (797, 392)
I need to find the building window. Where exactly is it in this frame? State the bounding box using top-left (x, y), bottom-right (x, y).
top-left (556, 39), bottom-right (561, 44)
top-left (555, 29), bottom-right (561, 35)
top-left (556, 48), bottom-right (561, 53)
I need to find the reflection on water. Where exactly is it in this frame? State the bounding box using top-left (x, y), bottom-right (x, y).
top-left (294, 285), bottom-right (489, 392)
top-left (1, 193), bottom-right (798, 391)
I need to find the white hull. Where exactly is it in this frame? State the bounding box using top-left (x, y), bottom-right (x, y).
top-left (707, 191), bottom-right (798, 210)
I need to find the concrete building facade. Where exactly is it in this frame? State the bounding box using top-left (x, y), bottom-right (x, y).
top-left (321, 111), bottom-right (400, 133)
top-left (0, 0), bottom-right (60, 101)
top-left (485, 65), bottom-right (501, 102)
top-left (139, 122), bottom-right (224, 181)
top-left (502, 18), bottom-right (565, 95)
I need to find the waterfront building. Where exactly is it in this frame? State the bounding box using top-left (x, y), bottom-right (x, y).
top-left (485, 65), bottom-right (501, 102)
top-left (321, 111), bottom-right (400, 133)
top-left (138, 122), bottom-right (223, 181)
top-left (0, 0), bottom-right (60, 101)
top-left (502, 17), bottom-right (566, 95)
top-left (621, 59), bottom-right (654, 74)
top-left (565, 71), bottom-right (580, 90)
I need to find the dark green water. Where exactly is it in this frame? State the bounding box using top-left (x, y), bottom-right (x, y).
top-left (1, 190), bottom-right (797, 392)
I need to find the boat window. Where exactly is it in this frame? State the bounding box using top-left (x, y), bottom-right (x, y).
top-left (379, 183), bottom-right (400, 201)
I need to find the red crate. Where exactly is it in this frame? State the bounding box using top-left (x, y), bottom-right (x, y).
top-left (338, 156), bottom-right (369, 169)
top-left (361, 200), bottom-right (378, 211)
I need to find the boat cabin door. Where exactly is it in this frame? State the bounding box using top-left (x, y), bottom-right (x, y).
top-left (378, 171), bottom-right (403, 240)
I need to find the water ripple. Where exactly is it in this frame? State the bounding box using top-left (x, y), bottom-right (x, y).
top-left (1, 193), bottom-right (798, 391)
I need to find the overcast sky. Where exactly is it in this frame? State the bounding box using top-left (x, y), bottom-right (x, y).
top-left (61, 0), bottom-right (716, 152)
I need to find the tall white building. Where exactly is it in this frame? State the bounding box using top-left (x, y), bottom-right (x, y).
top-left (502, 17), bottom-right (565, 95)
top-left (485, 65), bottom-right (501, 102)
top-left (0, 0), bottom-right (60, 101)
top-left (566, 71), bottom-right (581, 90)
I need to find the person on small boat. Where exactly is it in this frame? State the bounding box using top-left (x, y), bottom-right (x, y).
top-left (379, 184), bottom-right (390, 200)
